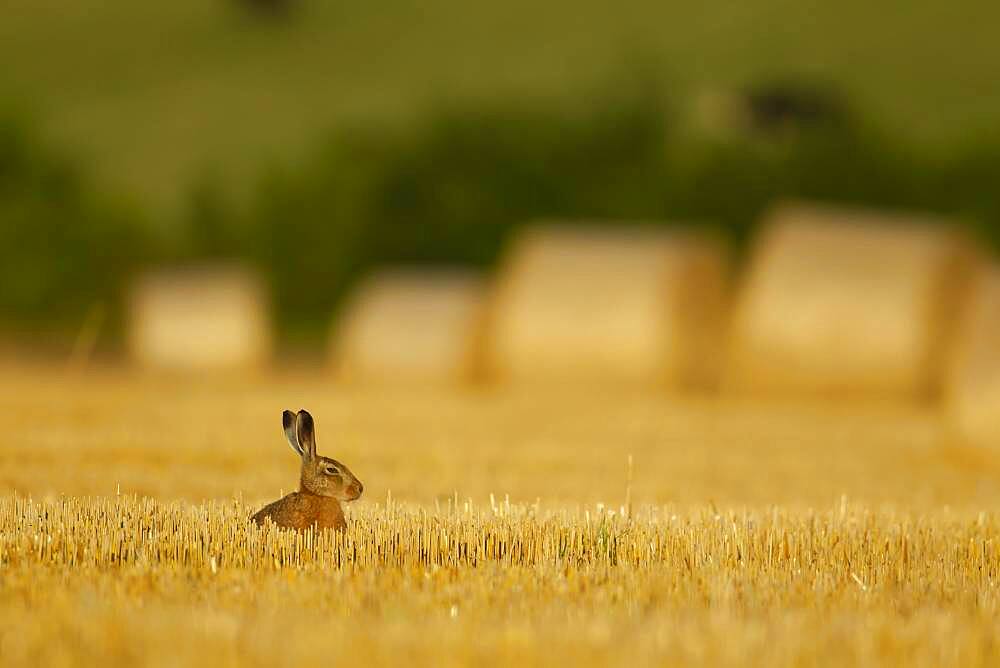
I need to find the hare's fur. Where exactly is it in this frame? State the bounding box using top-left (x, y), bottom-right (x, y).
top-left (253, 490), bottom-right (347, 531)
top-left (251, 409), bottom-right (363, 531)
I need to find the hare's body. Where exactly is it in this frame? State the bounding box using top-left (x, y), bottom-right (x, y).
top-left (252, 409), bottom-right (363, 532)
top-left (252, 490), bottom-right (346, 531)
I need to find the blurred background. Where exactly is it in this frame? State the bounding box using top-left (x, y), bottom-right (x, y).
top-left (3, 0), bottom-right (1000, 506)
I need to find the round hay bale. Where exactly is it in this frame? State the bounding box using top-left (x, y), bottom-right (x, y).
top-left (332, 269), bottom-right (487, 385)
top-left (727, 202), bottom-right (976, 399)
top-left (945, 267), bottom-right (1000, 448)
top-left (485, 224), bottom-right (729, 389)
top-left (128, 264), bottom-right (271, 371)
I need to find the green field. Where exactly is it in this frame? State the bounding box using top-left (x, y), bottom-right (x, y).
top-left (4, 0), bottom-right (1000, 212)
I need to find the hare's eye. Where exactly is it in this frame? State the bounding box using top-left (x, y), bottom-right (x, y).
top-left (325, 466), bottom-right (339, 476)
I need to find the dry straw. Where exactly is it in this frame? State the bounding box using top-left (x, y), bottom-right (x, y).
top-left (486, 224), bottom-right (728, 389)
top-left (5, 494), bottom-right (1000, 665)
top-left (728, 202), bottom-right (976, 399)
top-left (331, 269), bottom-right (487, 385)
top-left (945, 266), bottom-right (1000, 448)
top-left (5, 493), bottom-right (1000, 577)
top-left (128, 264), bottom-right (271, 372)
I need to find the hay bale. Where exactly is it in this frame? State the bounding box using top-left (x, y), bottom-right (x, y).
top-left (728, 202), bottom-right (976, 398)
top-left (485, 224), bottom-right (729, 388)
top-left (128, 264), bottom-right (271, 371)
top-left (945, 267), bottom-right (1000, 448)
top-left (332, 269), bottom-right (487, 384)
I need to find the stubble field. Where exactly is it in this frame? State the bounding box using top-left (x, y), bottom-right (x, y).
top-left (2, 366), bottom-right (1000, 666)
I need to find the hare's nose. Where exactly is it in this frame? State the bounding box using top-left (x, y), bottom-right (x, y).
top-left (356, 482), bottom-right (364, 494)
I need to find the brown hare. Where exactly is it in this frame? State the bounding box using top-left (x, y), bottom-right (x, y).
top-left (251, 409), bottom-right (363, 531)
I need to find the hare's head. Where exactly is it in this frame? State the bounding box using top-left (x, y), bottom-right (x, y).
top-left (283, 409), bottom-right (363, 501)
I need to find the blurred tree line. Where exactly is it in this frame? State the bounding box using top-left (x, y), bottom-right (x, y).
top-left (2, 82), bottom-right (1000, 346)
top-left (0, 117), bottom-right (148, 336)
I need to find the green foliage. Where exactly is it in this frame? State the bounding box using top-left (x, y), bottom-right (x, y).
top-left (240, 89), bottom-right (1000, 340)
top-left (6, 0), bottom-right (1000, 212)
top-left (5, 87), bottom-right (1000, 342)
top-left (0, 116), bottom-right (148, 331)
top-left (245, 86), bottom-right (678, 333)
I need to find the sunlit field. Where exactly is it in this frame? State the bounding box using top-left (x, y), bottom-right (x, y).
top-left (6, 496), bottom-right (1000, 666)
top-left (4, 366), bottom-right (1000, 665)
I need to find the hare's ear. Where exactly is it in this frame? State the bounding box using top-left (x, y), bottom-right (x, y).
top-left (282, 410), bottom-right (304, 457)
top-left (296, 409), bottom-right (317, 460)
